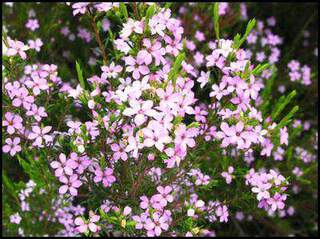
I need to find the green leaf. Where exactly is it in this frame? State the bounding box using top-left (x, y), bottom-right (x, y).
top-left (126, 220), bottom-right (136, 227)
top-left (232, 33), bottom-right (241, 48)
top-left (99, 208), bottom-right (107, 219)
top-left (97, 21), bottom-right (102, 32)
top-left (187, 122), bottom-right (200, 128)
top-left (286, 146), bottom-right (293, 162)
top-left (233, 18), bottom-right (256, 49)
top-left (108, 29), bottom-right (115, 42)
top-left (145, 4), bottom-right (156, 23)
top-left (271, 90), bottom-right (297, 121)
top-left (144, 4), bottom-right (156, 33)
top-left (164, 3), bottom-right (172, 9)
top-left (167, 52), bottom-right (185, 87)
top-left (275, 105), bottom-right (299, 130)
top-left (76, 61), bottom-right (86, 90)
top-left (252, 63), bottom-right (271, 76)
top-left (242, 60), bottom-right (251, 79)
top-left (213, 3), bottom-right (220, 41)
top-left (2, 173), bottom-right (15, 195)
top-left (296, 177), bottom-right (311, 185)
top-left (119, 3), bottom-right (128, 20)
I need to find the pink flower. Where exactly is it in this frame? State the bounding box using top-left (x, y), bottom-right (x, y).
top-left (137, 49), bottom-right (153, 66)
top-left (251, 184), bottom-right (271, 201)
top-left (3, 137), bottom-right (22, 156)
top-left (142, 38), bottom-right (166, 66)
top-left (142, 121), bottom-right (172, 151)
top-left (125, 135), bottom-right (142, 158)
top-left (5, 81), bottom-right (21, 99)
top-left (132, 213), bottom-right (148, 229)
top-left (74, 212), bottom-right (100, 233)
top-left (219, 2), bottom-right (229, 15)
top-left (101, 62), bottom-right (123, 79)
top-left (216, 121), bottom-right (251, 149)
top-left (280, 127), bottom-right (288, 146)
top-left (28, 38), bottom-right (43, 52)
top-left (197, 71), bottom-right (209, 88)
top-left (244, 76), bottom-right (261, 100)
top-left (28, 125), bottom-right (53, 148)
top-left (120, 18), bottom-right (144, 39)
top-left (260, 138), bottom-right (274, 157)
top-left (174, 124), bottom-right (196, 152)
top-left (2, 112), bottom-right (23, 135)
top-left (50, 153), bottom-right (77, 177)
top-left (145, 218), bottom-right (156, 236)
top-left (72, 3), bottom-right (89, 16)
top-left (149, 16), bottom-right (166, 37)
top-left (256, 52), bottom-right (266, 62)
top-left (230, 89), bottom-right (250, 112)
top-left (11, 87), bottom-right (34, 109)
top-left (206, 50), bottom-right (222, 68)
top-left (221, 166), bottom-right (234, 184)
top-left (194, 51), bottom-right (204, 65)
top-left (154, 186), bottom-right (174, 207)
top-left (59, 174), bottom-right (82, 196)
top-left (195, 30), bottom-right (205, 42)
top-left (288, 60), bottom-right (300, 71)
top-left (289, 71), bottom-right (301, 82)
top-left (95, 2), bottom-right (114, 12)
top-left (93, 167), bottom-right (116, 188)
top-left (185, 40), bottom-right (196, 51)
top-left (85, 121), bottom-right (100, 139)
top-left (114, 39), bottom-right (131, 54)
top-left (194, 106), bottom-right (208, 123)
top-left (181, 61), bottom-right (196, 77)
top-left (145, 212), bottom-right (169, 237)
top-left (60, 26), bottom-right (70, 36)
top-left (77, 27), bottom-right (92, 43)
top-left (10, 213), bottom-right (22, 224)
top-left (124, 56), bottom-right (150, 80)
top-left (25, 19), bottom-right (39, 31)
top-left (209, 82), bottom-right (233, 100)
top-left (164, 35), bottom-right (182, 56)
top-left (123, 206), bottom-right (132, 216)
top-left (6, 39), bottom-right (29, 59)
top-left (140, 196), bottom-right (150, 209)
top-left (215, 205), bottom-right (229, 222)
top-left (67, 121), bottom-right (82, 134)
top-left (72, 154), bottom-right (91, 174)
top-left (26, 104), bottom-right (47, 121)
top-left (101, 19), bottom-right (110, 31)
top-left (156, 85), bottom-right (180, 110)
top-left (110, 143), bottom-right (128, 161)
top-left (123, 100), bottom-right (158, 126)
top-left (267, 193), bottom-right (286, 211)
top-left (25, 74), bottom-right (49, 95)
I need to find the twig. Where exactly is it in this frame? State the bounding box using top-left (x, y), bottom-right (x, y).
top-left (133, 2), bottom-right (138, 18)
top-left (90, 13), bottom-right (108, 65)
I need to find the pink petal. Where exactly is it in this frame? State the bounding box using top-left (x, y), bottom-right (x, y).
top-left (59, 185), bottom-right (68, 194)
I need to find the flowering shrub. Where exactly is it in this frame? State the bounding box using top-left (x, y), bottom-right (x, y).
top-left (2, 2), bottom-right (318, 237)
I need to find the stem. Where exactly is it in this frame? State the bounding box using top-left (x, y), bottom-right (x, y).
top-left (90, 15), bottom-right (108, 65)
top-left (130, 157), bottom-right (151, 199)
top-left (133, 2), bottom-right (138, 18)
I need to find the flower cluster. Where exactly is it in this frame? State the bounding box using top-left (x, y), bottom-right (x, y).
top-left (132, 186), bottom-right (174, 236)
top-left (246, 169), bottom-right (289, 214)
top-left (287, 60), bottom-right (312, 85)
top-left (50, 153), bottom-right (92, 196)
